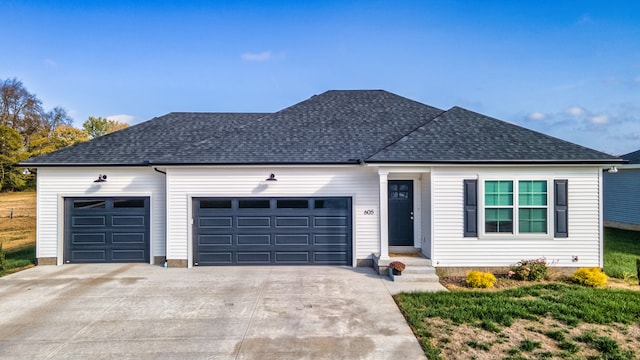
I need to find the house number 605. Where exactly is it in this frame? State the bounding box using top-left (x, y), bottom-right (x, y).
top-left (363, 210), bottom-right (375, 215)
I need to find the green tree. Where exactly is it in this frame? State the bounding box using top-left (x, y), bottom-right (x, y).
top-left (82, 116), bottom-right (129, 139)
top-left (0, 77), bottom-right (77, 191)
top-left (0, 125), bottom-right (27, 191)
top-left (29, 125), bottom-right (89, 157)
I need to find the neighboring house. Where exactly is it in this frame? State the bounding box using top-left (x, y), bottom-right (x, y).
top-left (21, 90), bottom-right (622, 272)
top-left (604, 150), bottom-right (639, 231)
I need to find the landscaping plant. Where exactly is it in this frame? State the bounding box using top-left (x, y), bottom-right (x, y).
top-left (573, 267), bottom-right (608, 287)
top-left (465, 270), bottom-right (496, 288)
top-left (510, 257), bottom-right (548, 281)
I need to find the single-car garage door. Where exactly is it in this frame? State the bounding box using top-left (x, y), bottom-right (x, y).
top-left (193, 197), bottom-right (352, 265)
top-left (64, 197), bottom-right (150, 263)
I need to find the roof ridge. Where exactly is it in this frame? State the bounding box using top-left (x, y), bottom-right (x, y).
top-left (365, 109), bottom-right (447, 160)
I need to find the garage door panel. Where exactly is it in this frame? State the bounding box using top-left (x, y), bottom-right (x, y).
top-left (198, 234), bottom-right (233, 245)
top-left (112, 233), bottom-right (146, 244)
top-left (314, 252), bottom-right (348, 264)
top-left (275, 217), bottom-right (310, 228)
top-left (112, 250), bottom-right (146, 261)
top-left (314, 234), bottom-right (348, 245)
top-left (276, 252), bottom-right (310, 263)
top-left (237, 234), bottom-right (271, 245)
top-left (73, 216), bottom-right (106, 227)
top-left (194, 197), bottom-right (351, 266)
top-left (276, 234), bottom-right (310, 245)
top-left (65, 197), bottom-right (150, 264)
top-left (70, 250), bottom-right (107, 262)
top-left (314, 217), bottom-right (348, 227)
top-left (198, 252), bottom-right (233, 264)
top-left (199, 217), bottom-right (232, 228)
top-left (237, 217), bottom-right (270, 228)
top-left (112, 216), bottom-right (145, 227)
top-left (237, 252), bottom-right (271, 264)
top-left (71, 233), bottom-right (106, 245)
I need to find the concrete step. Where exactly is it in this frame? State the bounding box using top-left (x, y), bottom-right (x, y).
top-left (389, 271), bottom-right (440, 283)
top-left (402, 265), bottom-right (437, 275)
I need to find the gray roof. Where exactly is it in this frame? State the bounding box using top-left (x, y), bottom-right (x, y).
top-left (369, 106), bottom-right (618, 163)
top-left (22, 90), bottom-right (621, 166)
top-left (622, 149), bottom-right (640, 164)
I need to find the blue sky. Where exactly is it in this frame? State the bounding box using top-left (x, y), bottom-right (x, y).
top-left (2, 1), bottom-right (639, 155)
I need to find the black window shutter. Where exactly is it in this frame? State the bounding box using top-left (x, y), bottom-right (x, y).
top-left (464, 180), bottom-right (478, 237)
top-left (554, 180), bottom-right (568, 238)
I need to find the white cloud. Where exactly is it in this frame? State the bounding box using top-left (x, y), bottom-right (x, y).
top-left (107, 114), bottom-right (135, 124)
top-left (565, 106), bottom-right (585, 116)
top-left (527, 112), bottom-right (546, 120)
top-left (590, 115), bottom-right (609, 125)
top-left (241, 51), bottom-right (272, 62)
top-left (44, 58), bottom-right (57, 67)
top-left (576, 14), bottom-right (593, 25)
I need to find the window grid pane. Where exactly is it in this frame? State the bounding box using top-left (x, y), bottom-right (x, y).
top-left (485, 181), bottom-right (513, 206)
top-left (519, 208), bottom-right (547, 233)
top-left (485, 208), bottom-right (513, 233)
top-left (519, 180), bottom-right (547, 206)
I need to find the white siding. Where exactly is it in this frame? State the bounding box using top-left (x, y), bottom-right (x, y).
top-left (165, 166), bottom-right (380, 264)
top-left (431, 167), bottom-right (602, 268)
top-left (36, 167), bottom-right (166, 264)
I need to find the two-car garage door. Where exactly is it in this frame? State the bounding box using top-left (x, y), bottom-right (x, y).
top-left (193, 197), bottom-right (352, 266)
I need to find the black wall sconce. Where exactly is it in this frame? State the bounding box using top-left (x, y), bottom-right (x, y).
top-left (265, 173), bottom-right (277, 181)
top-left (94, 174), bottom-right (107, 183)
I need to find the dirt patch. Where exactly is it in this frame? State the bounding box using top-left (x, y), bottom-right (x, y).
top-left (429, 317), bottom-right (640, 359)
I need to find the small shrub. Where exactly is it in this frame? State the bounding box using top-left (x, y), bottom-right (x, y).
top-left (510, 258), bottom-right (548, 281)
top-left (466, 270), bottom-right (496, 288)
top-left (573, 267), bottom-right (608, 287)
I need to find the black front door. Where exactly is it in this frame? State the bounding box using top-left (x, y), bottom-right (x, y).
top-left (388, 180), bottom-right (414, 246)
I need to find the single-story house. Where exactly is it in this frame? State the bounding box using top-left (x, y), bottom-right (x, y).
top-left (21, 90), bottom-right (623, 272)
top-left (604, 149), bottom-right (639, 231)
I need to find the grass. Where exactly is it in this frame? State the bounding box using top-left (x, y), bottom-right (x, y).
top-left (604, 227), bottom-right (640, 280)
top-left (396, 228), bottom-right (640, 359)
top-left (0, 191), bottom-right (36, 275)
top-left (396, 284), bottom-right (640, 359)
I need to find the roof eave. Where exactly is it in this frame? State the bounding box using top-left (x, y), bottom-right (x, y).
top-left (365, 159), bottom-right (625, 165)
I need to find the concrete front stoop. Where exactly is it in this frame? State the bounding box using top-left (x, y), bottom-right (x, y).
top-left (372, 253), bottom-right (440, 283)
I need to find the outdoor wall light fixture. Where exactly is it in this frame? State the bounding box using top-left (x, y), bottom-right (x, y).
top-left (94, 174), bottom-right (107, 183)
top-left (607, 166), bottom-right (618, 173)
top-left (265, 173), bottom-right (277, 181)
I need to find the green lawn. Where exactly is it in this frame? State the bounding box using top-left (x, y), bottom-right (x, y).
top-left (604, 227), bottom-right (640, 280)
top-left (396, 284), bottom-right (640, 359)
top-left (396, 228), bottom-right (640, 359)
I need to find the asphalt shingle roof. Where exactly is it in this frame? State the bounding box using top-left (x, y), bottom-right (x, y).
top-left (22, 90), bottom-right (621, 166)
top-left (622, 149), bottom-right (640, 164)
top-left (368, 106), bottom-right (618, 163)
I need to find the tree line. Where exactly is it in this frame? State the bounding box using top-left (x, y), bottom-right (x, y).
top-left (0, 78), bottom-right (129, 191)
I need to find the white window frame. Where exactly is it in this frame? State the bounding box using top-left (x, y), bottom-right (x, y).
top-left (478, 177), bottom-right (553, 240)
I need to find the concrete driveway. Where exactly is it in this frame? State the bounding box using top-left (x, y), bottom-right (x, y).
top-left (0, 264), bottom-right (443, 359)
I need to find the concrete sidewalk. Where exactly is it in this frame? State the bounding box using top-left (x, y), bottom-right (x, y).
top-left (0, 264), bottom-right (444, 359)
